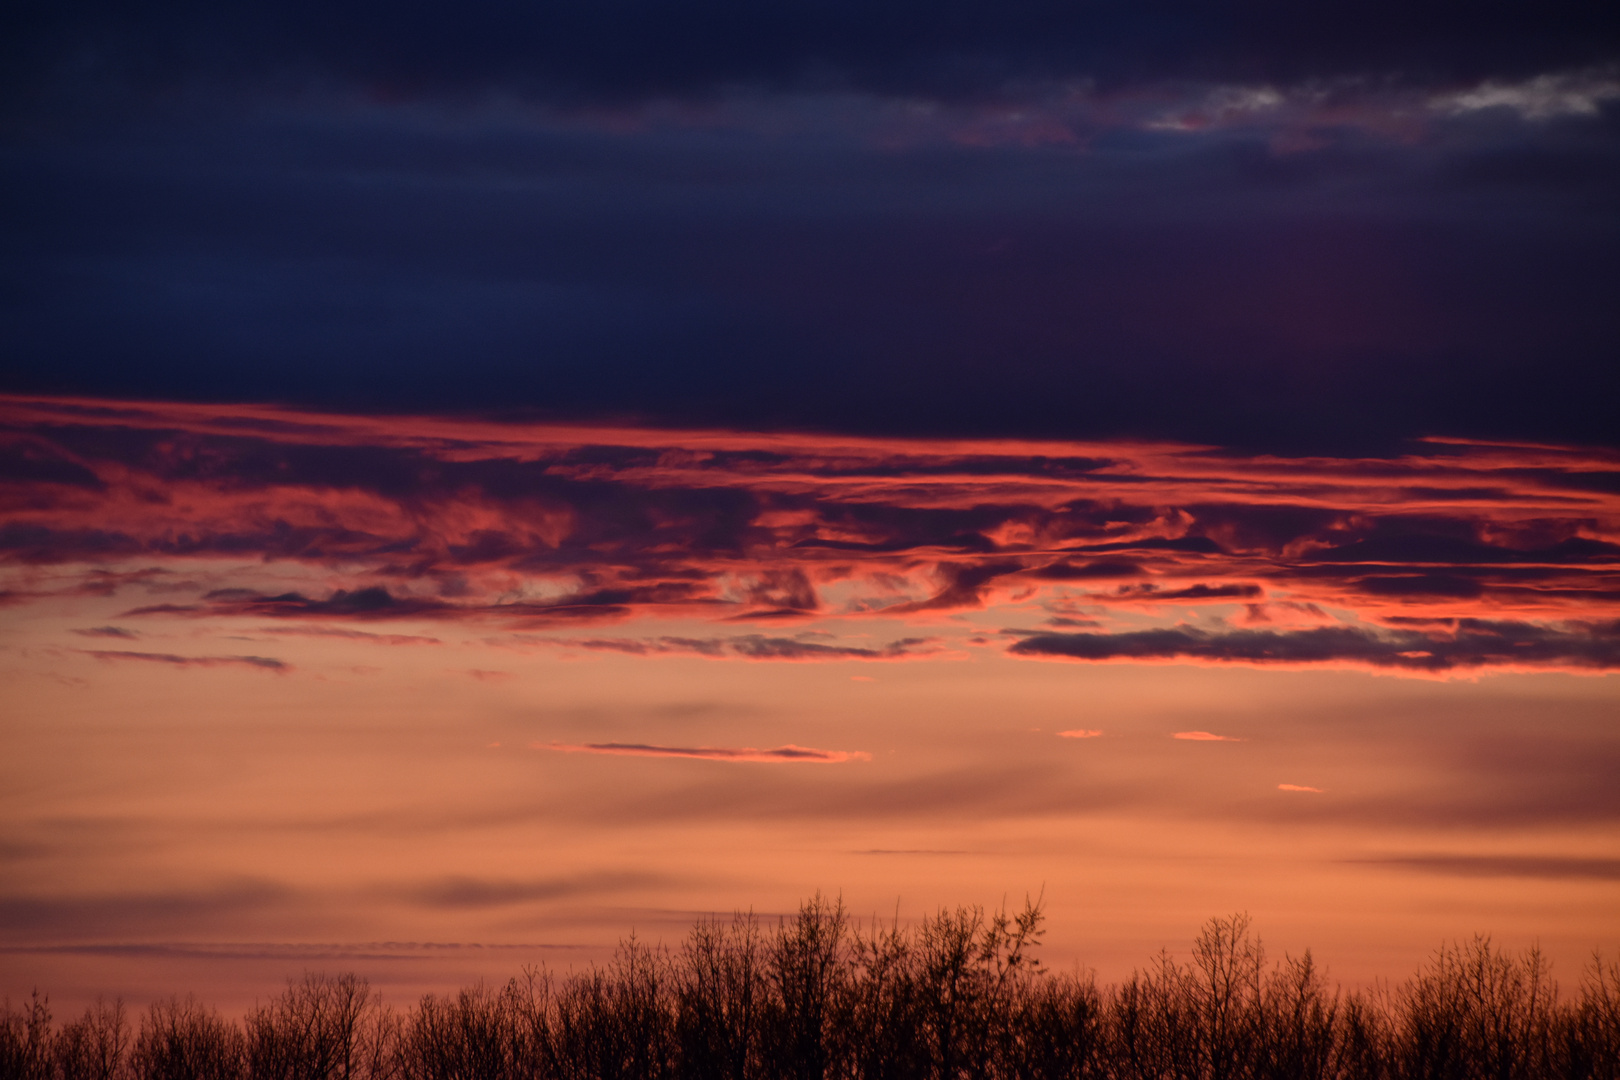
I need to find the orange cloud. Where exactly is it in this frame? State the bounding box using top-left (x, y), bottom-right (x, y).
top-left (1057, 729), bottom-right (1103, 738)
top-left (533, 741), bottom-right (871, 763)
top-left (1278, 783), bottom-right (1324, 792)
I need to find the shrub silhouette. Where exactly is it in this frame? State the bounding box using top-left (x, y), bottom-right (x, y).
top-left (5, 899), bottom-right (1619, 1080)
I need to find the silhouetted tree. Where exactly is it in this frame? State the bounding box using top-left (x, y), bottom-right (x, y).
top-left (764, 894), bottom-right (849, 1080)
top-left (0, 991), bottom-right (54, 1080)
top-left (1393, 936), bottom-right (1558, 1080)
top-left (54, 998), bottom-right (131, 1080)
top-left (9, 902), bottom-right (1620, 1080)
top-left (245, 974), bottom-right (394, 1080)
top-left (675, 914), bottom-right (766, 1080)
top-left (133, 998), bottom-right (243, 1080)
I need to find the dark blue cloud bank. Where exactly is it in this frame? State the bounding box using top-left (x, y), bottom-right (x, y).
top-left (2, 1), bottom-right (1618, 451)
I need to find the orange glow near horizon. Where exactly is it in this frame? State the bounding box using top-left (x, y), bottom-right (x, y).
top-left (1, 395), bottom-right (1618, 1012)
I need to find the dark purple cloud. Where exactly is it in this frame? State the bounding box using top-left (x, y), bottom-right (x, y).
top-left (1113, 583), bottom-right (1264, 601)
top-left (553, 635), bottom-right (937, 661)
top-left (70, 626), bottom-right (137, 639)
top-left (81, 649), bottom-right (289, 671)
top-left (393, 872), bottom-right (668, 910)
top-left (537, 742), bottom-right (872, 763)
top-left (1008, 618), bottom-right (1620, 672)
top-left (3, 0), bottom-right (1618, 455)
top-left (0, 880), bottom-right (293, 939)
top-left (1028, 558), bottom-right (1145, 580)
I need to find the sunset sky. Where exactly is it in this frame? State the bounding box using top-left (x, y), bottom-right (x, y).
top-left (3, 0), bottom-right (1618, 1012)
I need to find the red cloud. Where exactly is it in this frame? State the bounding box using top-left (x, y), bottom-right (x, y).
top-left (3, 395), bottom-right (1617, 675)
top-left (533, 741), bottom-right (871, 763)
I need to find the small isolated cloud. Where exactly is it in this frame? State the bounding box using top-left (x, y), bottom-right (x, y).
top-left (534, 741), bottom-right (870, 763)
top-left (1174, 731), bottom-right (1243, 741)
top-left (1147, 84), bottom-right (1286, 131)
top-left (1058, 729), bottom-right (1103, 739)
top-left (1432, 70), bottom-right (1620, 120)
top-left (463, 668), bottom-right (513, 681)
top-left (1278, 783), bottom-right (1323, 792)
top-left (71, 626), bottom-right (137, 639)
top-left (80, 650), bottom-right (288, 671)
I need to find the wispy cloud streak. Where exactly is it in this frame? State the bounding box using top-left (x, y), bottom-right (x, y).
top-left (535, 742), bottom-right (872, 763)
top-left (80, 650), bottom-right (289, 671)
top-left (550, 635), bottom-right (937, 661)
top-left (1011, 620), bottom-right (1620, 673)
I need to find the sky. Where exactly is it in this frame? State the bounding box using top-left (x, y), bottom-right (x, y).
top-left (2, 0), bottom-right (1619, 1012)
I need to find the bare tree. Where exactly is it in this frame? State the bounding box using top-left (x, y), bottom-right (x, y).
top-left (10, 900), bottom-right (1620, 1080)
top-left (245, 973), bottom-right (394, 1080)
top-left (765, 894), bottom-right (849, 1080)
top-left (132, 997), bottom-right (243, 1080)
top-left (676, 913), bottom-right (766, 1080)
top-left (0, 991), bottom-right (54, 1080)
top-left (54, 998), bottom-right (132, 1080)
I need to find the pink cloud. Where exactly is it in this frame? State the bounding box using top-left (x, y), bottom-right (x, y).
top-left (1173, 731), bottom-right (1244, 741)
top-left (533, 741), bottom-right (871, 763)
top-left (1278, 783), bottom-right (1324, 792)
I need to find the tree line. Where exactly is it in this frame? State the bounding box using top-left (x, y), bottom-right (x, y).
top-left (4, 897), bottom-right (1619, 1079)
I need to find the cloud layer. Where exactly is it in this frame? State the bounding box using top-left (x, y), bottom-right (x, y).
top-left (3, 7), bottom-right (1618, 456)
top-left (3, 396), bottom-right (1618, 675)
